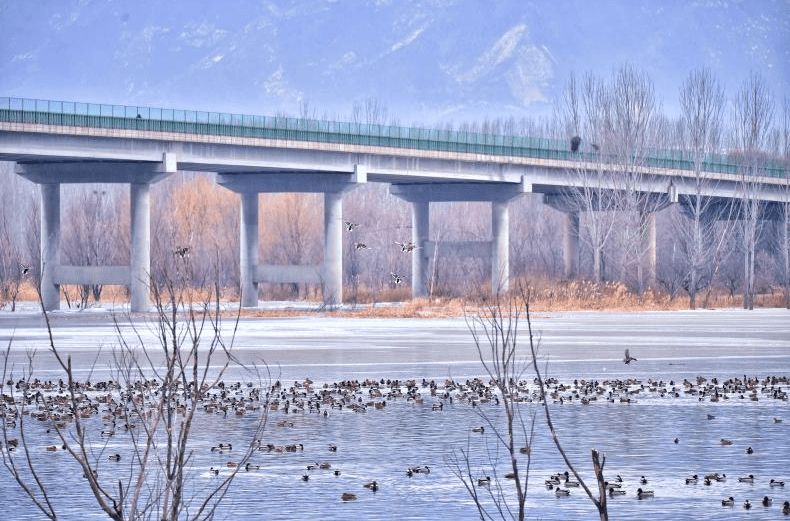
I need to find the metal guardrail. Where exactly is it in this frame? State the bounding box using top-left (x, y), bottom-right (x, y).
top-left (1, 97), bottom-right (786, 178)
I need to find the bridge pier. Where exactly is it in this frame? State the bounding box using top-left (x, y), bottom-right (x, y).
top-left (218, 167), bottom-right (366, 306)
top-left (17, 157), bottom-right (174, 312)
top-left (391, 180), bottom-right (528, 297)
top-left (40, 183), bottom-right (61, 310)
top-left (239, 192), bottom-right (259, 307)
top-left (562, 211), bottom-right (580, 280)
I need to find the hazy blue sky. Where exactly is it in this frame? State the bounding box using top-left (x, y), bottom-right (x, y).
top-left (1, 0), bottom-right (787, 126)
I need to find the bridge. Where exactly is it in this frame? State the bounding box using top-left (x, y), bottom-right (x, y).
top-left (1, 97), bottom-right (787, 311)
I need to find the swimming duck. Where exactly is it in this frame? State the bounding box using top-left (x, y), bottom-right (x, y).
top-left (746, 446), bottom-right (754, 454)
top-left (245, 463), bottom-right (260, 471)
top-left (782, 501), bottom-right (790, 514)
top-left (477, 476), bottom-right (491, 486)
top-left (640, 476), bottom-right (648, 484)
top-left (685, 474), bottom-right (698, 484)
top-left (770, 479), bottom-right (785, 487)
top-left (209, 467), bottom-right (220, 476)
top-left (46, 445), bottom-right (58, 452)
top-left (328, 444), bottom-right (338, 452)
top-left (471, 426), bottom-right (485, 433)
top-left (762, 496), bottom-right (772, 506)
top-left (608, 487), bottom-right (626, 496)
top-left (722, 496), bottom-right (734, 506)
top-left (636, 488), bottom-right (654, 499)
top-left (302, 474), bottom-right (309, 482)
top-left (364, 480), bottom-right (378, 492)
top-left (720, 438), bottom-right (733, 445)
top-left (341, 492), bottom-right (357, 501)
top-left (555, 488), bottom-right (570, 497)
top-left (409, 465), bottom-right (430, 474)
top-left (108, 453), bottom-right (121, 462)
top-left (738, 474), bottom-right (754, 483)
top-left (743, 499), bottom-right (751, 509)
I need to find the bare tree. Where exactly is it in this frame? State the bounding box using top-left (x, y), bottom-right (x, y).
top-left (1, 272), bottom-right (267, 520)
top-left (676, 68), bottom-right (734, 308)
top-left (450, 286), bottom-right (609, 520)
top-left (559, 71), bottom-right (620, 282)
top-left (779, 96), bottom-right (790, 308)
top-left (732, 72), bottom-right (775, 309)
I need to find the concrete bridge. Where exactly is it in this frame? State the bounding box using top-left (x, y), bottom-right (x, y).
top-left (1, 97), bottom-right (787, 311)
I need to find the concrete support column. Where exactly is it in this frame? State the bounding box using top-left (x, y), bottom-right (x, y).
top-left (411, 201), bottom-right (430, 297)
top-left (324, 192), bottom-right (343, 304)
top-left (130, 183), bottom-right (151, 312)
top-left (239, 191), bottom-right (259, 307)
top-left (40, 183), bottom-right (60, 311)
top-left (642, 211), bottom-right (657, 288)
top-left (491, 201), bottom-right (510, 295)
top-left (563, 211), bottom-right (580, 279)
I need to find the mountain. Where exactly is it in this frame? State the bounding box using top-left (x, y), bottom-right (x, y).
top-left (1, 0), bottom-right (787, 126)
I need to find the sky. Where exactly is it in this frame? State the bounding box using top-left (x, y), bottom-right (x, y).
top-left (1, 0), bottom-right (788, 128)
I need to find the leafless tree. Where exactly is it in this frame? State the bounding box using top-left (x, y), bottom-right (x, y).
top-left (676, 68), bottom-right (735, 308)
top-left (778, 96), bottom-right (790, 308)
top-left (450, 286), bottom-right (609, 520)
top-left (732, 72), bottom-right (775, 309)
top-left (1, 272), bottom-right (267, 520)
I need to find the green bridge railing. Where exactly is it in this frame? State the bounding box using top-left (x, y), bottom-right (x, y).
top-left (1, 97), bottom-right (786, 179)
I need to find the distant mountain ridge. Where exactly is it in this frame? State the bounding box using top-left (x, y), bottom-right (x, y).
top-left (1, 0), bottom-right (787, 126)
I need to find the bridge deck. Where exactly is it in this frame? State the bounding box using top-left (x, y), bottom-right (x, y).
top-left (2, 97), bottom-right (786, 179)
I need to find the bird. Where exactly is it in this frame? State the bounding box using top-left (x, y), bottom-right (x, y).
top-left (209, 467), bottom-right (220, 476)
top-left (354, 242), bottom-right (370, 251)
top-left (364, 480), bottom-right (378, 492)
top-left (19, 262), bottom-right (30, 276)
top-left (395, 241), bottom-right (420, 253)
top-left (608, 487), bottom-right (626, 496)
top-left (344, 221), bottom-right (359, 232)
top-left (636, 488), bottom-right (654, 499)
top-left (746, 446), bottom-right (754, 454)
top-left (108, 453), bottom-right (121, 462)
top-left (390, 272), bottom-right (405, 285)
top-left (570, 135), bottom-right (581, 152)
top-left (555, 488), bottom-right (570, 497)
top-left (409, 465), bottom-right (430, 475)
top-left (722, 496), bottom-right (735, 506)
top-left (769, 479), bottom-right (785, 487)
top-left (623, 349), bottom-right (637, 365)
top-left (782, 501), bottom-right (790, 514)
top-left (302, 474), bottom-right (310, 482)
top-left (738, 474), bottom-right (754, 483)
top-left (477, 476), bottom-right (491, 486)
top-left (743, 499), bottom-right (752, 509)
top-left (341, 492), bottom-right (357, 501)
top-left (245, 463), bottom-right (260, 471)
top-left (640, 476), bottom-right (648, 484)
top-left (328, 444), bottom-right (338, 452)
top-left (174, 246), bottom-right (190, 259)
top-left (471, 426), bottom-right (485, 434)
top-left (762, 496), bottom-right (773, 507)
top-left (685, 474), bottom-right (698, 484)
top-left (720, 438), bottom-right (733, 445)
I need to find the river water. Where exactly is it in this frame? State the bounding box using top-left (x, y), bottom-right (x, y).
top-left (1, 308), bottom-right (788, 520)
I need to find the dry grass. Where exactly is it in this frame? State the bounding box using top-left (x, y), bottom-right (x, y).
top-left (5, 279), bottom-right (789, 318)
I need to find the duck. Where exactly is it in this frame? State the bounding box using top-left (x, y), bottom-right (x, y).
top-left (782, 501), bottom-right (790, 514)
top-left (770, 479), bottom-right (785, 487)
top-left (328, 444), bottom-right (337, 452)
top-left (762, 496), bottom-right (772, 507)
top-left (341, 492), bottom-right (357, 501)
top-left (640, 476), bottom-right (648, 484)
top-left (720, 438), bottom-right (733, 445)
top-left (636, 488), bottom-right (654, 499)
top-left (722, 496), bottom-right (735, 506)
top-left (738, 474), bottom-right (754, 483)
top-left (623, 348), bottom-right (637, 365)
top-left (685, 474), bottom-right (698, 484)
top-left (409, 465), bottom-right (430, 474)
top-left (302, 474), bottom-right (309, 482)
top-left (555, 488), bottom-right (570, 497)
top-left (504, 472), bottom-right (516, 480)
top-left (45, 445), bottom-right (58, 452)
top-left (209, 467), bottom-right (220, 476)
top-left (608, 487), bottom-right (626, 496)
top-left (108, 453), bottom-right (121, 462)
top-left (344, 221), bottom-right (359, 232)
top-left (364, 480), bottom-right (378, 492)
top-left (746, 446), bottom-right (754, 454)
top-left (743, 499), bottom-right (752, 509)
top-left (390, 272), bottom-right (405, 285)
top-left (244, 463), bottom-right (260, 471)
top-left (471, 426), bottom-right (485, 433)
top-left (477, 476), bottom-right (491, 486)
top-left (319, 462), bottom-right (332, 470)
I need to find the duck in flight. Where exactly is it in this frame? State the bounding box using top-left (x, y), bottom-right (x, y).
top-left (623, 348), bottom-right (637, 365)
top-left (395, 241), bottom-right (420, 253)
top-left (344, 221), bottom-right (359, 232)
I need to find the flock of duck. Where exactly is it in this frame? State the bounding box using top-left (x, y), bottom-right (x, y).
top-left (1, 372), bottom-right (788, 512)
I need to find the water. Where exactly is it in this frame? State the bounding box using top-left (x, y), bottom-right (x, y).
top-left (1, 309), bottom-right (789, 520)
